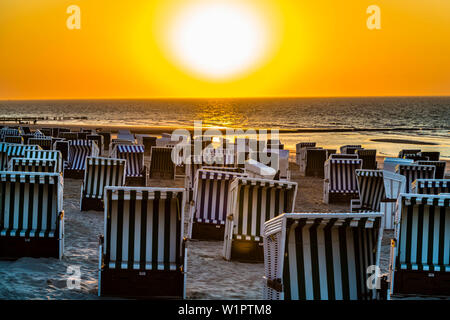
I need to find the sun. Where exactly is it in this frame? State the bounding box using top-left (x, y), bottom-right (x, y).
top-left (167, 1), bottom-right (270, 80)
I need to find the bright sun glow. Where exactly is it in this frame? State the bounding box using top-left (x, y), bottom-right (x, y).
top-left (168, 1), bottom-right (270, 80)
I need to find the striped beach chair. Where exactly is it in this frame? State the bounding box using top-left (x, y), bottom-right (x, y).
top-left (0, 144), bottom-right (42, 170)
top-left (0, 171), bottom-right (64, 259)
top-left (382, 157), bottom-right (414, 172)
top-left (24, 150), bottom-right (63, 173)
top-left (411, 179), bottom-right (450, 195)
top-left (33, 129), bottom-right (46, 138)
top-left (149, 146), bottom-right (175, 180)
top-left (98, 186), bottom-right (186, 298)
top-left (8, 158), bottom-right (58, 173)
top-left (390, 194), bottom-right (450, 297)
top-left (323, 158), bottom-right (362, 204)
top-left (112, 144), bottom-right (147, 185)
top-left (417, 160), bottom-right (446, 179)
top-left (263, 212), bottom-right (384, 300)
top-left (188, 169), bottom-right (248, 240)
top-left (0, 128), bottom-right (21, 140)
top-left (295, 142), bottom-right (316, 154)
top-left (356, 149), bottom-right (378, 170)
top-left (223, 177), bottom-right (298, 262)
top-left (87, 134), bottom-right (104, 153)
top-left (80, 156), bottom-right (126, 211)
top-left (65, 140), bottom-right (100, 178)
top-left (4, 135), bottom-right (24, 144)
top-left (351, 170), bottom-right (385, 212)
top-left (28, 137), bottom-right (53, 150)
top-left (396, 164), bottom-right (436, 193)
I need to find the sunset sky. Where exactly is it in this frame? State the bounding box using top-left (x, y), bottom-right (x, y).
top-left (1, 0), bottom-right (449, 99)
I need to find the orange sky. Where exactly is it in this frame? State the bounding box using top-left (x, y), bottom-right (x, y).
top-left (0, 0), bottom-right (449, 99)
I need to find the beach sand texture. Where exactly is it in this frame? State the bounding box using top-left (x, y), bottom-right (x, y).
top-left (0, 162), bottom-right (428, 300)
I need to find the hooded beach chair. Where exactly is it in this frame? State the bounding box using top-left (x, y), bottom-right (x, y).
top-left (382, 157), bottom-right (414, 173)
top-left (24, 149), bottom-right (63, 173)
top-left (98, 186), bottom-right (186, 298)
top-left (295, 142), bottom-right (316, 154)
top-left (8, 158), bottom-right (58, 173)
top-left (0, 143), bottom-right (42, 170)
top-left (117, 129), bottom-right (135, 142)
top-left (33, 129), bottom-right (46, 137)
top-left (4, 135), bottom-right (24, 144)
top-left (340, 145), bottom-right (363, 154)
top-left (350, 170), bottom-right (405, 230)
top-left (112, 144), bottom-right (147, 185)
top-left (323, 158), bottom-right (362, 204)
top-left (417, 160), bottom-right (446, 179)
top-left (136, 135), bottom-right (157, 157)
top-left (356, 149), bottom-right (378, 170)
top-left (390, 194), bottom-right (450, 297)
top-left (223, 177), bottom-right (297, 262)
top-left (80, 156), bottom-right (126, 211)
top-left (0, 128), bottom-right (21, 140)
top-left (188, 169), bottom-right (248, 240)
top-left (149, 146), bottom-right (175, 180)
top-left (59, 132), bottom-right (78, 141)
top-left (0, 171), bottom-right (64, 259)
top-left (411, 179), bottom-right (450, 195)
top-left (97, 132), bottom-right (111, 152)
top-left (28, 137), bottom-right (53, 150)
top-left (297, 148), bottom-right (327, 177)
top-left (395, 164), bottom-right (436, 193)
top-left (87, 134), bottom-right (104, 154)
top-left (263, 212), bottom-right (384, 300)
top-left (65, 140), bottom-right (100, 178)
top-left (398, 149), bottom-right (421, 159)
top-left (53, 140), bottom-right (69, 162)
top-left (419, 152), bottom-right (440, 161)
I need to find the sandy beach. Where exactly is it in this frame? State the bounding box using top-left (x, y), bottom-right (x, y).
top-left (0, 161), bottom-right (397, 300)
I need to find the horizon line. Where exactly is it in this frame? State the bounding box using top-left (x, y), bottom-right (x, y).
top-left (1, 94), bottom-right (450, 101)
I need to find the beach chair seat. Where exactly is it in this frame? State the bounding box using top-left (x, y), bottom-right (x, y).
top-left (0, 143), bottom-right (42, 170)
top-left (390, 194), bottom-right (450, 297)
top-left (80, 156), bottom-right (126, 211)
top-left (24, 149), bottom-right (63, 173)
top-left (411, 179), bottom-right (450, 195)
top-left (417, 160), bottom-right (446, 179)
top-left (356, 149), bottom-right (378, 170)
top-left (323, 158), bottom-right (362, 204)
top-left (8, 158), bottom-right (58, 173)
top-left (223, 177), bottom-right (297, 262)
top-left (98, 186), bottom-right (186, 298)
top-left (28, 137), bottom-right (53, 150)
top-left (112, 144), bottom-right (147, 185)
top-left (263, 212), bottom-right (384, 300)
top-left (149, 146), bottom-right (175, 180)
top-left (419, 152), bottom-right (440, 161)
top-left (4, 135), bottom-right (24, 144)
top-left (298, 148), bottom-right (327, 177)
top-left (382, 157), bottom-right (414, 172)
top-left (189, 169), bottom-right (248, 240)
top-left (340, 145), bottom-right (363, 154)
top-left (395, 164), bottom-right (436, 193)
top-left (64, 140), bottom-right (99, 178)
top-left (0, 171), bottom-right (64, 259)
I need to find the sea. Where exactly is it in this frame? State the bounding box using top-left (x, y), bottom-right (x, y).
top-left (1, 96), bottom-right (449, 159)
